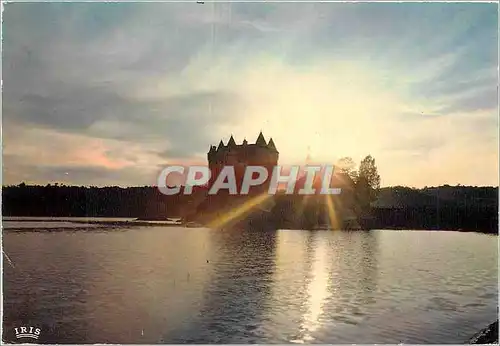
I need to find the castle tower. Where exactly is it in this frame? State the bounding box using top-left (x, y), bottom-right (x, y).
top-left (206, 132), bottom-right (279, 196)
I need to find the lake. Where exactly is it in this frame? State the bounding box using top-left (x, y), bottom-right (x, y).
top-left (2, 220), bottom-right (498, 344)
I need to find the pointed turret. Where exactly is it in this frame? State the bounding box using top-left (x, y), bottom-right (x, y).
top-left (208, 145), bottom-right (216, 154)
top-left (242, 138), bottom-right (248, 145)
top-left (256, 131), bottom-right (267, 146)
top-left (268, 137), bottom-right (277, 150)
top-left (217, 140), bottom-right (225, 151)
top-left (227, 135), bottom-right (236, 148)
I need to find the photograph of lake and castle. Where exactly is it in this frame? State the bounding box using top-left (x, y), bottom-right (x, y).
top-left (1, 1), bottom-right (498, 344)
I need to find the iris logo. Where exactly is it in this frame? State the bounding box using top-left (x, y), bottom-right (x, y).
top-left (14, 326), bottom-right (41, 340)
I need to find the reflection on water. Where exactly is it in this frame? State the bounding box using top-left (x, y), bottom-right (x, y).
top-left (294, 232), bottom-right (331, 343)
top-left (167, 230), bottom-right (278, 343)
top-left (266, 231), bottom-right (381, 343)
top-left (3, 226), bottom-right (498, 344)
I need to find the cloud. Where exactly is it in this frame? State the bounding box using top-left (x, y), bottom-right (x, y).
top-left (2, 2), bottom-right (498, 187)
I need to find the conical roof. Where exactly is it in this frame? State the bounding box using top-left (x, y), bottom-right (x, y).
top-left (268, 137), bottom-right (277, 150)
top-left (256, 131), bottom-right (267, 146)
top-left (217, 140), bottom-right (225, 150)
top-left (227, 135), bottom-right (236, 147)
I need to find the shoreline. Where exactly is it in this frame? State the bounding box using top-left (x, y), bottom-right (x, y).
top-left (2, 217), bottom-right (497, 234)
top-left (468, 320), bottom-right (498, 344)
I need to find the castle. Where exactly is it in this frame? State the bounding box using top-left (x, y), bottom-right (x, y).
top-left (207, 132), bottom-right (279, 193)
top-left (207, 131), bottom-right (278, 166)
top-left (188, 131), bottom-right (357, 229)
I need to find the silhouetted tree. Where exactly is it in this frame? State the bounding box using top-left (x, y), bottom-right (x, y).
top-left (336, 156), bottom-right (358, 180)
top-left (354, 155), bottom-right (381, 219)
top-left (358, 155), bottom-right (380, 192)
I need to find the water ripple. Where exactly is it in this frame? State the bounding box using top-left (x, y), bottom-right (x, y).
top-left (2, 227), bottom-right (498, 344)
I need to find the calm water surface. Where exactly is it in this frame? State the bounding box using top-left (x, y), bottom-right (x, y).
top-left (3, 224), bottom-right (498, 344)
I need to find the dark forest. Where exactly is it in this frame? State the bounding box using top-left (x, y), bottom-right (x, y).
top-left (3, 183), bottom-right (497, 234)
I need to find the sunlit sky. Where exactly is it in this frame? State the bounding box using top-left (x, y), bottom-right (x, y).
top-left (3, 2), bottom-right (498, 187)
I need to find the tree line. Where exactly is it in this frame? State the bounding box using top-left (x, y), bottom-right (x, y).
top-left (2, 154), bottom-right (498, 233)
top-left (2, 184), bottom-right (193, 218)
